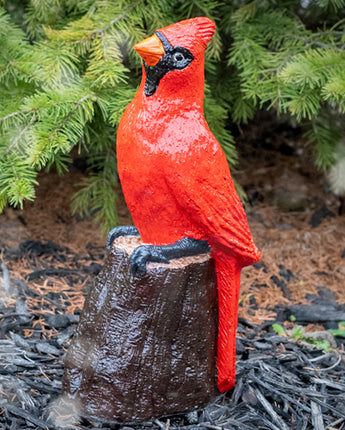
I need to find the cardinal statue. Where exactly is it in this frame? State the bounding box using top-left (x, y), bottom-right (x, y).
top-left (108, 17), bottom-right (261, 393)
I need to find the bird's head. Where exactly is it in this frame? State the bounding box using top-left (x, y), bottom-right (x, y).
top-left (133, 17), bottom-right (216, 101)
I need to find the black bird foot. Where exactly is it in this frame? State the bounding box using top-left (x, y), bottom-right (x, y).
top-left (130, 245), bottom-right (170, 275)
top-left (130, 237), bottom-right (210, 276)
top-left (107, 226), bottom-right (139, 250)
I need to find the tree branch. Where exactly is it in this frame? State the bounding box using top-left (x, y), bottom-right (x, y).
top-left (5, 116), bottom-right (37, 156)
top-left (48, 94), bottom-right (94, 140)
top-left (0, 111), bottom-right (20, 125)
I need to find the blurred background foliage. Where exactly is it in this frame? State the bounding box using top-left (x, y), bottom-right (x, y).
top-left (1, 0), bottom-right (345, 230)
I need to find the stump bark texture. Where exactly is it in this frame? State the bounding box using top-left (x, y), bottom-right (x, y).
top-left (62, 236), bottom-right (219, 423)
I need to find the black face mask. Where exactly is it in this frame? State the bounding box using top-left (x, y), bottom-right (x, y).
top-left (144, 31), bottom-right (194, 97)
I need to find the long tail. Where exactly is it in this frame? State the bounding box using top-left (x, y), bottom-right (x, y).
top-left (214, 255), bottom-right (242, 393)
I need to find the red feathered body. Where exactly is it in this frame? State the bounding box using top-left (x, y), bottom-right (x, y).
top-left (117, 18), bottom-right (260, 392)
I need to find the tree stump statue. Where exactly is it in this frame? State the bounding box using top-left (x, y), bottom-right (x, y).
top-left (62, 237), bottom-right (218, 422)
top-left (63, 16), bottom-right (260, 423)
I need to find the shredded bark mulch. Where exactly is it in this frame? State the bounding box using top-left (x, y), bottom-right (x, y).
top-left (1, 281), bottom-right (345, 430)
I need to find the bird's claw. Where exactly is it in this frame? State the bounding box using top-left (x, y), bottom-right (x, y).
top-left (130, 245), bottom-right (170, 276)
top-left (107, 226), bottom-right (139, 250)
top-left (107, 228), bottom-right (119, 250)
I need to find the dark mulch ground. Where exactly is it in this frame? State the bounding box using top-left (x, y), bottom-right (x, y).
top-left (1, 120), bottom-right (345, 429)
top-left (1, 239), bottom-right (345, 430)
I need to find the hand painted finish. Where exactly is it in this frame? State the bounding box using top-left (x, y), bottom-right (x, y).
top-left (116, 17), bottom-right (261, 393)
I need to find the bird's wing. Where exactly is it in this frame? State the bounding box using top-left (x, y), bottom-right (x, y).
top-left (164, 134), bottom-right (260, 266)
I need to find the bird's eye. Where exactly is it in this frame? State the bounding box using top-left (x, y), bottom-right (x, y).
top-left (173, 52), bottom-right (185, 62)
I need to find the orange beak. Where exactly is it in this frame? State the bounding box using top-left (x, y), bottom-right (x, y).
top-left (133, 34), bottom-right (164, 67)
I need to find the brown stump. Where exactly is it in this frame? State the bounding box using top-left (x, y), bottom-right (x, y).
top-left (62, 236), bottom-right (218, 423)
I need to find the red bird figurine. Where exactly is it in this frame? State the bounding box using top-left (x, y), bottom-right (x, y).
top-left (108, 17), bottom-right (261, 393)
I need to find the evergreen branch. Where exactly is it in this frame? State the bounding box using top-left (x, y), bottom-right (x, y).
top-left (46, 0), bottom-right (143, 45)
top-left (0, 111), bottom-right (20, 125)
top-left (88, 0), bottom-right (143, 45)
top-left (0, 60), bottom-right (41, 83)
top-left (75, 94), bottom-right (93, 108)
top-left (48, 94), bottom-right (94, 141)
top-left (310, 41), bottom-right (345, 51)
top-left (317, 30), bottom-right (345, 36)
top-left (109, 1), bottom-right (141, 27)
top-left (4, 115), bottom-right (37, 156)
top-left (293, 36), bottom-right (345, 52)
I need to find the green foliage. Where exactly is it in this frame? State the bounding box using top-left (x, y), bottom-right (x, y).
top-left (328, 321), bottom-right (345, 338)
top-left (290, 326), bottom-right (331, 352)
top-left (272, 323), bottom-right (286, 336)
top-left (1, 0), bottom-right (345, 228)
top-left (226, 0), bottom-right (345, 169)
top-left (272, 323), bottom-right (332, 352)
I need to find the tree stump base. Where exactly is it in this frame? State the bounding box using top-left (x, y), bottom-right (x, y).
top-left (62, 236), bottom-right (219, 423)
